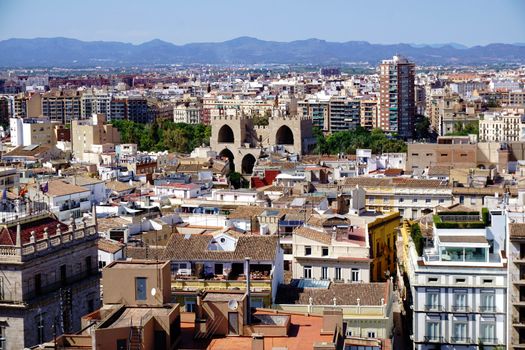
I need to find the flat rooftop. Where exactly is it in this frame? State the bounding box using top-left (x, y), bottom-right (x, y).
top-left (179, 311), bottom-right (333, 350)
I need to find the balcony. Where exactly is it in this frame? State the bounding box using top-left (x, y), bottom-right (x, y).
top-left (479, 305), bottom-right (498, 313)
top-left (478, 337), bottom-right (499, 345)
top-left (424, 304), bottom-right (445, 312)
top-left (423, 336), bottom-right (444, 343)
top-left (451, 305), bottom-right (471, 312)
top-left (451, 336), bottom-right (471, 344)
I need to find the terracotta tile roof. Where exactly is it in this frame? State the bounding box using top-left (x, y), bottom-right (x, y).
top-left (307, 214), bottom-right (349, 227)
top-left (293, 226), bottom-right (332, 245)
top-left (226, 206), bottom-right (266, 220)
top-left (510, 223), bottom-right (525, 239)
top-left (106, 180), bottom-right (135, 193)
top-left (64, 176), bottom-right (104, 186)
top-left (162, 233), bottom-right (278, 262)
top-left (97, 217), bottom-right (130, 234)
top-left (98, 238), bottom-right (125, 254)
top-left (276, 282), bottom-right (390, 306)
top-left (428, 166), bottom-right (451, 176)
top-left (384, 168), bottom-right (403, 177)
top-left (4, 145), bottom-right (53, 157)
top-left (452, 186), bottom-right (509, 195)
top-left (45, 180), bottom-right (90, 197)
top-left (437, 204), bottom-right (477, 213)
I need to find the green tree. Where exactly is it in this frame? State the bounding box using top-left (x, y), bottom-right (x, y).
top-left (228, 172), bottom-right (242, 189)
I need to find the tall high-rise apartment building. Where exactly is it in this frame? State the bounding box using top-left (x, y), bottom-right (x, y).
top-left (379, 55), bottom-right (415, 138)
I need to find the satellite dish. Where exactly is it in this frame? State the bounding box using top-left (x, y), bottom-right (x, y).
top-left (228, 299), bottom-right (238, 310)
top-left (151, 288), bottom-right (157, 297)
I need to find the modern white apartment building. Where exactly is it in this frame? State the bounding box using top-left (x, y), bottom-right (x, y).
top-left (9, 117), bottom-right (57, 147)
top-left (479, 110), bottom-right (525, 142)
top-left (408, 208), bottom-right (507, 349)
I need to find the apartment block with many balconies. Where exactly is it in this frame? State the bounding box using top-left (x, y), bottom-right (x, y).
top-left (408, 207), bottom-right (507, 349)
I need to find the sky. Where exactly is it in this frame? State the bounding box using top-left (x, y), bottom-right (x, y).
top-left (0, 0), bottom-right (524, 46)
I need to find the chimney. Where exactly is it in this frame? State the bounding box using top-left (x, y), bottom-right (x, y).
top-left (245, 257), bottom-right (251, 325)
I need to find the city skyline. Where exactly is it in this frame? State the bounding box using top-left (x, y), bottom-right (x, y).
top-left (1, 0), bottom-right (524, 46)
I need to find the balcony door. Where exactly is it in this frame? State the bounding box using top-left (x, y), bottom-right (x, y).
top-left (228, 312), bottom-right (239, 335)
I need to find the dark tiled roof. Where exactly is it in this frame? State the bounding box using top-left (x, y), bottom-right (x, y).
top-left (275, 282), bottom-right (390, 306)
top-left (162, 233), bottom-right (278, 262)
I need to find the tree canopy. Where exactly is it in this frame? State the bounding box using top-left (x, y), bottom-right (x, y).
top-left (312, 127), bottom-right (407, 155)
top-left (111, 120), bottom-right (211, 153)
top-left (446, 121), bottom-right (479, 137)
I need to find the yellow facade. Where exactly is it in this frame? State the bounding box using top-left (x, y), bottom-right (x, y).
top-left (368, 212), bottom-right (401, 281)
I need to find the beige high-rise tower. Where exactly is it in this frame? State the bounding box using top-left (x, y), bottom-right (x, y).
top-left (379, 55), bottom-right (415, 138)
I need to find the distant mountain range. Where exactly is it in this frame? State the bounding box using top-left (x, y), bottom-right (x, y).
top-left (1, 37), bottom-right (525, 67)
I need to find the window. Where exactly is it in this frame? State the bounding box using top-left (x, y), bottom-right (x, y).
top-left (428, 277), bottom-right (438, 283)
top-left (321, 267), bottom-right (328, 280)
top-left (412, 198), bottom-right (417, 203)
top-left (34, 273), bottom-right (42, 295)
top-left (351, 268), bottom-right (360, 282)
top-left (453, 322), bottom-right (467, 342)
top-left (454, 292), bottom-right (467, 311)
top-left (184, 298), bottom-right (196, 312)
top-left (60, 265), bottom-right (67, 285)
top-left (36, 313), bottom-right (45, 344)
top-left (426, 321), bottom-right (440, 341)
top-left (425, 198), bottom-right (431, 203)
top-left (367, 331), bottom-right (376, 338)
top-left (480, 323), bottom-right (495, 343)
top-left (455, 278), bottom-right (466, 284)
top-left (0, 326), bottom-right (5, 350)
top-left (251, 297), bottom-right (264, 309)
top-left (303, 266), bottom-right (312, 279)
top-left (305, 246), bottom-right (312, 256)
top-left (335, 267), bottom-right (342, 281)
top-left (98, 261), bottom-right (106, 269)
top-left (322, 247), bottom-right (329, 256)
top-left (135, 277), bottom-right (147, 301)
top-left (426, 291), bottom-right (440, 310)
top-left (481, 292), bottom-right (495, 312)
top-left (85, 256), bottom-right (92, 273)
top-left (438, 198), bottom-right (445, 203)
top-left (399, 198), bottom-right (404, 203)
top-left (87, 298), bottom-right (94, 313)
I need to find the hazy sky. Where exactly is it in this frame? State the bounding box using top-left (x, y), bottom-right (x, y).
top-left (1, 0), bottom-right (524, 46)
